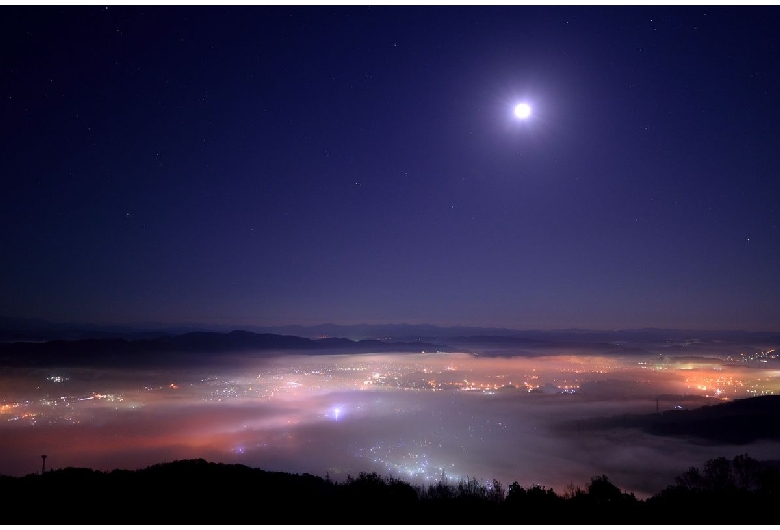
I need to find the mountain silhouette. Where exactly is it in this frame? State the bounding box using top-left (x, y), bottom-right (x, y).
top-left (0, 330), bottom-right (454, 368)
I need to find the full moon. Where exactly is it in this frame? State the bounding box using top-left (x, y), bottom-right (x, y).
top-left (514, 103), bottom-right (531, 119)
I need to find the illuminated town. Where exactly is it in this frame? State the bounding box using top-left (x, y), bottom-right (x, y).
top-left (1, 346), bottom-right (779, 496)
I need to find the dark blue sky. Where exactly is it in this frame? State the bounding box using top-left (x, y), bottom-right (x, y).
top-left (2, 5), bottom-right (779, 330)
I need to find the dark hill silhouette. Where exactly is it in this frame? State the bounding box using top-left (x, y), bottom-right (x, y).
top-left (447, 335), bottom-right (650, 356)
top-left (569, 394), bottom-right (780, 444)
top-left (0, 330), bottom-right (454, 368)
top-left (1, 455), bottom-right (778, 524)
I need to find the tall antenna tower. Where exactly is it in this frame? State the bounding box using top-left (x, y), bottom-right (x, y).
top-left (41, 454), bottom-right (47, 475)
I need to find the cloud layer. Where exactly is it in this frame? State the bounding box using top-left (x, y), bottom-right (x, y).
top-left (2, 349), bottom-right (779, 498)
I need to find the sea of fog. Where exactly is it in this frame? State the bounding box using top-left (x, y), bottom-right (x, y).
top-left (1, 347), bottom-right (779, 498)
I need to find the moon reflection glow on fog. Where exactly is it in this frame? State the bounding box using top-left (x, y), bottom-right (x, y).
top-left (1, 347), bottom-right (779, 498)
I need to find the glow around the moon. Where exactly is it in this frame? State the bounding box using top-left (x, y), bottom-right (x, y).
top-left (514, 103), bottom-right (531, 119)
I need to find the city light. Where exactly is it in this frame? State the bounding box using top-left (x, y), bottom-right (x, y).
top-left (1, 347), bottom-right (778, 493)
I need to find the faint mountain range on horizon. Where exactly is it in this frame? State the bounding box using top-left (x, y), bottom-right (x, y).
top-left (0, 329), bottom-right (457, 368)
top-left (2, 315), bottom-right (779, 346)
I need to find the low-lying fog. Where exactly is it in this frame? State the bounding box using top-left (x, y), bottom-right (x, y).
top-left (1, 344), bottom-right (779, 498)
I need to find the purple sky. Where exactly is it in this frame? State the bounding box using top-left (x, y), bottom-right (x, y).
top-left (2, 5), bottom-right (779, 330)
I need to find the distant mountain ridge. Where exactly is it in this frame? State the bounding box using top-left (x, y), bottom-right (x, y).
top-left (3, 315), bottom-right (780, 343)
top-left (0, 330), bottom-right (454, 368)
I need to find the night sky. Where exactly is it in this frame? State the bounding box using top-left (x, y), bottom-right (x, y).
top-left (2, 5), bottom-right (779, 331)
